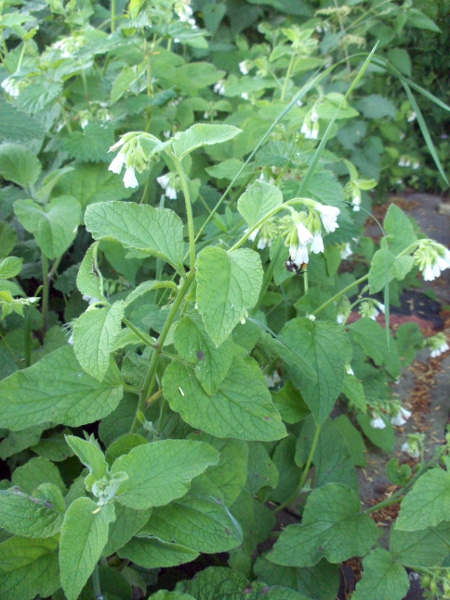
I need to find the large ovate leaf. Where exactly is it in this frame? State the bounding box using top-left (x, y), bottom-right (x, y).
top-left (348, 318), bottom-right (401, 379)
top-left (352, 548), bottom-right (409, 600)
top-left (268, 483), bottom-right (378, 567)
top-left (391, 522), bottom-right (450, 567)
top-left (237, 180), bottom-right (283, 229)
top-left (14, 196), bottom-right (81, 259)
top-left (141, 495), bottom-right (243, 553)
top-left (0, 536), bottom-right (60, 600)
top-left (73, 301), bottom-right (125, 381)
top-left (85, 201), bottom-right (185, 272)
top-left (383, 204), bottom-right (417, 255)
top-left (172, 124), bottom-right (242, 159)
top-left (103, 504), bottom-right (151, 556)
top-left (0, 486), bottom-right (64, 538)
top-left (0, 346), bottom-right (123, 431)
top-left (396, 467), bottom-right (450, 531)
top-left (60, 498), bottom-right (115, 600)
top-left (369, 248), bottom-right (414, 294)
top-left (163, 356), bottom-right (286, 441)
top-left (0, 143), bottom-right (41, 188)
top-left (279, 318), bottom-right (351, 424)
top-left (174, 313), bottom-right (234, 395)
top-left (196, 247), bottom-right (263, 346)
top-left (111, 440), bottom-right (219, 510)
top-left (11, 457), bottom-right (66, 495)
top-left (119, 536), bottom-right (199, 568)
top-left (0, 101), bottom-right (46, 143)
top-left (65, 435), bottom-right (108, 491)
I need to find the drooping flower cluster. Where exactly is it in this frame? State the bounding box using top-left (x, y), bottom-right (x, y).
top-left (264, 370), bottom-right (281, 388)
top-left (370, 401), bottom-right (412, 429)
top-left (157, 173), bottom-right (178, 200)
top-left (247, 219), bottom-right (278, 250)
top-left (414, 240), bottom-right (450, 282)
top-left (427, 332), bottom-right (449, 358)
top-left (300, 109), bottom-right (319, 140)
top-left (401, 434), bottom-right (423, 458)
top-left (336, 296), bottom-right (351, 325)
top-left (359, 299), bottom-right (385, 321)
top-left (108, 132), bottom-right (161, 189)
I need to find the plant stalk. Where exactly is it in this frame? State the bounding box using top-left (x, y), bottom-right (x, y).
top-left (130, 271), bottom-right (195, 434)
top-left (41, 254), bottom-right (49, 335)
top-left (91, 563), bottom-right (104, 600)
top-left (110, 0), bottom-right (116, 32)
top-left (172, 155), bottom-right (196, 271)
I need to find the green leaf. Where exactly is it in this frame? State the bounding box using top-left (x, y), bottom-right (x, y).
top-left (0, 536), bottom-right (60, 600)
top-left (202, 2), bottom-right (226, 34)
top-left (356, 413), bottom-right (395, 453)
top-left (247, 442), bottom-right (278, 494)
top-left (390, 522), bottom-right (450, 566)
top-left (383, 204), bottom-right (417, 254)
top-left (111, 440), bottom-right (219, 510)
top-left (268, 483), bottom-right (378, 567)
top-left (396, 467), bottom-right (450, 531)
top-left (237, 180), bottom-right (283, 229)
top-left (369, 248), bottom-right (415, 294)
top-left (149, 591), bottom-right (196, 600)
top-left (61, 123), bottom-right (115, 163)
top-left (119, 535), bottom-right (198, 568)
top-left (352, 548), bottom-right (409, 600)
top-left (85, 201), bottom-right (185, 272)
top-left (142, 494), bottom-right (243, 553)
top-left (60, 498), bottom-right (115, 600)
top-left (103, 504), bottom-right (151, 556)
top-left (190, 434), bottom-right (249, 506)
top-left (407, 8), bottom-right (441, 32)
top-left (348, 319), bottom-right (401, 378)
top-left (174, 313), bottom-right (234, 395)
top-left (76, 242), bottom-right (104, 301)
top-left (355, 95), bottom-right (397, 120)
top-left (171, 124), bottom-right (242, 159)
top-left (272, 381), bottom-right (310, 424)
top-left (279, 319), bottom-right (351, 424)
top-left (163, 356), bottom-right (286, 441)
top-left (0, 346), bottom-right (123, 431)
top-left (14, 196), bottom-right (81, 260)
top-left (196, 247), bottom-right (263, 346)
top-left (205, 158), bottom-right (244, 180)
top-left (65, 435), bottom-right (108, 491)
top-left (341, 374), bottom-right (367, 413)
top-left (0, 486), bottom-right (64, 538)
top-left (11, 457), bottom-right (66, 495)
top-left (0, 256), bottom-right (22, 280)
top-left (0, 143), bottom-right (41, 188)
top-left (73, 301), bottom-right (125, 381)
top-left (53, 163), bottom-right (135, 209)
top-left (0, 221), bottom-right (18, 259)
top-left (0, 100), bottom-right (46, 143)
top-left (105, 433), bottom-right (148, 466)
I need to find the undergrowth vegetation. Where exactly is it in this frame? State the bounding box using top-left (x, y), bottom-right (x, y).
top-left (0, 1), bottom-right (450, 599)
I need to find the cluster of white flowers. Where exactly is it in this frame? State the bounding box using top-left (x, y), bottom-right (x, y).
top-left (157, 174), bottom-right (178, 200)
top-left (1, 76), bottom-right (21, 98)
top-left (239, 60), bottom-right (251, 75)
top-left (109, 141), bottom-right (139, 188)
top-left (398, 156), bottom-right (420, 169)
top-left (407, 111), bottom-right (417, 123)
top-left (428, 332), bottom-right (449, 358)
top-left (370, 403), bottom-right (412, 429)
top-left (359, 300), bottom-right (385, 321)
top-left (174, 1), bottom-right (197, 28)
top-left (300, 109), bottom-right (319, 140)
top-left (345, 363), bottom-right (354, 376)
top-left (247, 219), bottom-right (278, 250)
top-left (213, 81), bottom-right (225, 95)
top-left (370, 413), bottom-right (386, 429)
top-left (340, 243), bottom-right (353, 259)
top-left (414, 241), bottom-right (450, 282)
top-left (401, 435), bottom-right (421, 458)
top-left (390, 406), bottom-right (412, 426)
top-left (264, 371), bottom-right (281, 388)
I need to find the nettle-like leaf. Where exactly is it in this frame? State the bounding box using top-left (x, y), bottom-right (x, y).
top-left (65, 435), bottom-right (108, 491)
top-left (171, 124), bottom-right (242, 159)
top-left (73, 301), bottom-right (125, 381)
top-left (0, 535), bottom-right (60, 600)
top-left (174, 313), bottom-right (235, 395)
top-left (59, 498), bottom-right (116, 600)
top-left (85, 201), bottom-right (185, 272)
top-left (383, 204), bottom-right (417, 254)
top-left (61, 123), bottom-right (115, 163)
top-left (369, 248), bottom-right (415, 294)
top-left (268, 483), bottom-right (378, 567)
top-left (14, 196), bottom-right (81, 259)
top-left (103, 504), bottom-right (152, 556)
top-left (141, 494), bottom-right (243, 554)
top-left (348, 318), bottom-right (401, 379)
top-left (0, 346), bottom-right (123, 431)
top-left (196, 247), bottom-right (263, 347)
top-left (0, 100), bottom-right (46, 143)
top-left (11, 457), bottom-right (66, 495)
top-left (279, 318), bottom-right (351, 424)
top-left (119, 535), bottom-right (199, 569)
top-left (0, 485), bottom-right (65, 538)
top-left (237, 180), bottom-right (283, 229)
top-left (149, 591), bottom-right (196, 600)
top-left (396, 467), bottom-right (450, 531)
top-left (0, 143), bottom-right (41, 188)
top-left (391, 522), bottom-right (450, 567)
top-left (0, 256), bottom-right (22, 279)
top-left (76, 242), bottom-right (105, 301)
top-left (163, 356), bottom-right (286, 441)
top-left (111, 440), bottom-right (219, 510)
top-left (352, 548), bottom-right (409, 600)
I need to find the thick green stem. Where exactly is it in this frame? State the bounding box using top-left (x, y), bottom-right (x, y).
top-left (122, 317), bottom-right (156, 347)
top-left (91, 563), bottom-right (104, 600)
top-left (41, 254), bottom-right (49, 335)
top-left (172, 156), bottom-right (196, 271)
top-left (274, 423), bottom-right (321, 513)
top-left (280, 53), bottom-right (296, 102)
top-left (24, 307), bottom-right (32, 368)
top-left (110, 0), bottom-right (116, 32)
top-left (313, 274), bottom-right (369, 317)
top-left (130, 271), bottom-right (195, 434)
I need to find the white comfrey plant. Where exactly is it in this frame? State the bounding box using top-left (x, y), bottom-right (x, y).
top-left (359, 299), bottom-right (385, 321)
top-left (343, 159), bottom-right (377, 212)
top-left (413, 240), bottom-right (450, 281)
top-left (426, 332), bottom-right (449, 358)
